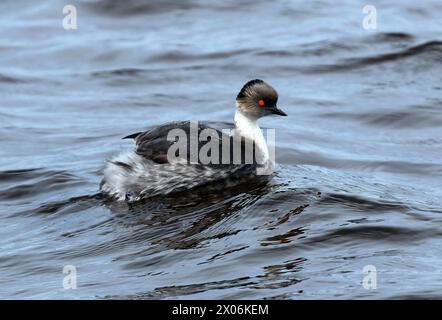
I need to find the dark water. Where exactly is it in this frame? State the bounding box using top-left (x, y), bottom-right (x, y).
top-left (1, 0), bottom-right (441, 299)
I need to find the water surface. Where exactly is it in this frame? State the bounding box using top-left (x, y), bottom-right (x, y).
top-left (0, 0), bottom-right (441, 299)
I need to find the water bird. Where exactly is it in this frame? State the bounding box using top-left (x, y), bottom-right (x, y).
top-left (101, 79), bottom-right (287, 201)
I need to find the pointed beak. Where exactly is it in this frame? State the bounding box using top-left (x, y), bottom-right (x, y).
top-left (269, 106), bottom-right (287, 116)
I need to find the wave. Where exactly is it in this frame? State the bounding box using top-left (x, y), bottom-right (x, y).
top-left (320, 105), bottom-right (442, 129)
top-left (0, 168), bottom-right (84, 201)
top-left (83, 0), bottom-right (199, 16)
top-left (299, 225), bottom-right (438, 247)
top-left (0, 73), bottom-right (26, 83)
top-left (304, 41), bottom-right (442, 73)
top-left (147, 49), bottom-right (251, 63)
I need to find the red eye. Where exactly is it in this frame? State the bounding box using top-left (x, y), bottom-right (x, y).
top-left (258, 99), bottom-right (265, 106)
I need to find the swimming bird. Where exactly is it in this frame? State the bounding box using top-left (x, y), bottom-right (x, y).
top-left (100, 79), bottom-right (287, 201)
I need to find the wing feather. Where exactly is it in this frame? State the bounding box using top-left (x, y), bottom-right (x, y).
top-left (124, 121), bottom-right (258, 168)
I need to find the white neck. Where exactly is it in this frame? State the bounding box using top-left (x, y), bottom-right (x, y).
top-left (234, 109), bottom-right (269, 163)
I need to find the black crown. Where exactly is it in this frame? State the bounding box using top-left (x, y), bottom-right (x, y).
top-left (236, 79), bottom-right (264, 100)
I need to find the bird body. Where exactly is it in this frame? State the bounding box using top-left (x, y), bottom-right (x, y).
top-left (101, 79), bottom-right (287, 201)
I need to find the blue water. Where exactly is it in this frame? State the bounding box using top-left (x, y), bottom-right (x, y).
top-left (0, 0), bottom-right (441, 299)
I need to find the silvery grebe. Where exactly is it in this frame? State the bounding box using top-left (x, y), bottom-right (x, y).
top-left (100, 79), bottom-right (287, 201)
